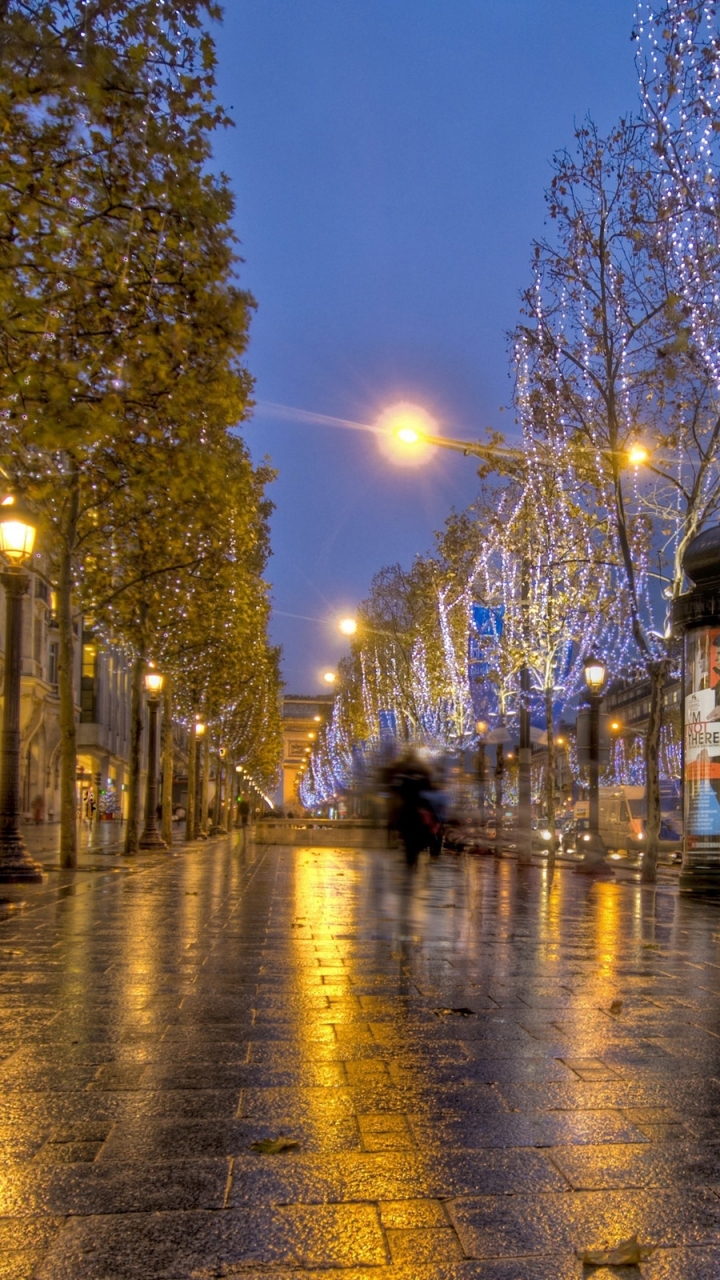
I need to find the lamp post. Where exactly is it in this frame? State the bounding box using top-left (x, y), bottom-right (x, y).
top-left (139, 670), bottom-right (166, 849)
top-left (0, 497), bottom-right (43, 882)
top-left (194, 721), bottom-right (207, 838)
top-left (578, 652), bottom-right (607, 872)
top-left (211, 746), bottom-right (227, 835)
top-left (475, 720), bottom-right (488, 820)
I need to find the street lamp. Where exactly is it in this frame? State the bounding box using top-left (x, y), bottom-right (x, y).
top-left (139, 670), bottom-right (166, 849)
top-left (194, 720), bottom-right (207, 838)
top-left (338, 617), bottom-right (357, 636)
top-left (0, 497), bottom-right (43, 881)
top-left (628, 443), bottom-right (650, 466)
top-left (323, 671), bottom-right (336, 685)
top-left (211, 744), bottom-right (227, 835)
top-left (475, 720), bottom-right (488, 819)
top-left (579, 653), bottom-right (608, 872)
top-left (583, 654), bottom-right (607, 695)
top-left (377, 403), bottom-right (438, 465)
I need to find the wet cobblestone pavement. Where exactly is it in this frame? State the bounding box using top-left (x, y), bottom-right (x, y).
top-left (2, 838), bottom-right (720, 1276)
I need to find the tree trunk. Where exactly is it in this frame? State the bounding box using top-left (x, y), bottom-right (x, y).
top-left (544, 687), bottom-right (557, 875)
top-left (124, 643), bottom-right (146, 855)
top-left (57, 469), bottom-right (80, 869)
top-left (224, 762), bottom-right (234, 830)
top-left (161, 676), bottom-right (174, 847)
top-left (641, 660), bottom-right (666, 884)
top-left (200, 733), bottom-right (209, 836)
top-left (212, 752), bottom-right (222, 832)
top-left (185, 721), bottom-right (196, 842)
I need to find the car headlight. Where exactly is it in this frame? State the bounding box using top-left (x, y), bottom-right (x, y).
top-left (582, 834), bottom-right (590, 842)
top-left (540, 829), bottom-right (552, 841)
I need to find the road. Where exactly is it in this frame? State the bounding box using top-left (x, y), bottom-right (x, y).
top-left (0, 834), bottom-right (719, 1276)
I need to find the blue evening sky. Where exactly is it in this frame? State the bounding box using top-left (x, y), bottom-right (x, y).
top-left (213, 1), bottom-right (640, 693)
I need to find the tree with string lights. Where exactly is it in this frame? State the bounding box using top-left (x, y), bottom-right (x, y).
top-left (85, 430), bottom-right (277, 852)
top-left (471, 439), bottom-right (620, 867)
top-left (0, 1), bottom-right (256, 864)
top-left (513, 107), bottom-right (719, 881)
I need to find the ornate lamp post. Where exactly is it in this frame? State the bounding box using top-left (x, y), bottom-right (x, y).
top-left (0, 497), bottom-right (43, 881)
top-left (475, 720), bottom-right (488, 820)
top-left (211, 746), bottom-right (227, 835)
top-left (577, 652), bottom-right (608, 873)
top-left (139, 669), bottom-right (166, 849)
top-left (194, 720), bottom-right (207, 838)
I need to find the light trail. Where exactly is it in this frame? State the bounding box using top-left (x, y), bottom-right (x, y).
top-left (257, 401), bottom-right (383, 436)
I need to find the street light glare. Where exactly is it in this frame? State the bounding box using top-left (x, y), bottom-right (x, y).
top-left (323, 671), bottom-right (336, 684)
top-left (377, 402), bottom-right (437, 466)
top-left (628, 443), bottom-right (649, 466)
top-left (338, 617), bottom-right (357, 636)
top-left (397, 426), bottom-right (420, 444)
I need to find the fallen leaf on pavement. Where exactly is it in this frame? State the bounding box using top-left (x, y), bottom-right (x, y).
top-left (435, 1007), bottom-right (476, 1017)
top-left (578, 1234), bottom-right (655, 1266)
top-left (609, 999), bottom-right (623, 1015)
top-left (250, 1137), bottom-right (299, 1154)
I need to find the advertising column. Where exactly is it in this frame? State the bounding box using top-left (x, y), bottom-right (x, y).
top-left (684, 627), bottom-right (720, 858)
top-left (673, 526), bottom-right (720, 894)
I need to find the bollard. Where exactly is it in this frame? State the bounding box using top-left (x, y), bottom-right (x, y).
top-left (673, 526), bottom-right (720, 894)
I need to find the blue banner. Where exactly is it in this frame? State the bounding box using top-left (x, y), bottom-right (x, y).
top-left (469, 605), bottom-right (504, 721)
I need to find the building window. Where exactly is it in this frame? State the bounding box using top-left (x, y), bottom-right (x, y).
top-left (82, 642), bottom-right (97, 679)
top-left (81, 637), bottom-right (98, 723)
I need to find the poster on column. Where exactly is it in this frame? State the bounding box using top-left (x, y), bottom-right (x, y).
top-left (685, 626), bottom-right (720, 852)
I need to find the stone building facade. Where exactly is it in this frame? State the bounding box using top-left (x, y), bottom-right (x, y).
top-left (0, 562), bottom-right (136, 824)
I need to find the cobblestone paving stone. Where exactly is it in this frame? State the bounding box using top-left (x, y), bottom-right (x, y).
top-left (1, 839), bottom-right (720, 1274)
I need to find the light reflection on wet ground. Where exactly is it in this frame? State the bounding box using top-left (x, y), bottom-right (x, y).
top-left (0, 838), bottom-right (719, 1275)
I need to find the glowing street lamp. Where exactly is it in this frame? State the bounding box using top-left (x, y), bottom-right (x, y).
top-left (338, 617), bottom-right (357, 636)
top-left (627, 443), bottom-right (650, 467)
top-left (140, 669), bottom-right (166, 849)
top-left (583, 653), bottom-right (607, 695)
top-left (145, 670), bottom-right (163, 696)
top-left (0, 497), bottom-right (43, 881)
top-left (0, 495), bottom-right (37, 564)
top-left (323, 671), bottom-right (336, 685)
top-left (377, 403), bottom-right (438, 466)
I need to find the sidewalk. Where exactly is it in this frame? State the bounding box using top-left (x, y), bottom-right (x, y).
top-left (0, 836), bottom-right (720, 1276)
top-left (19, 819), bottom-right (191, 869)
